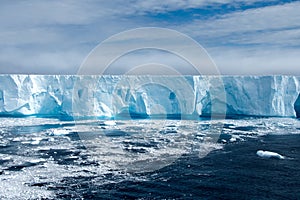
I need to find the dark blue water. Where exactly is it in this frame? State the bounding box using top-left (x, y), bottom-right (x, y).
top-left (0, 118), bottom-right (299, 199)
top-left (52, 134), bottom-right (300, 200)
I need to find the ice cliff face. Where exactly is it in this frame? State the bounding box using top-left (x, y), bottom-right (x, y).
top-left (0, 75), bottom-right (299, 119)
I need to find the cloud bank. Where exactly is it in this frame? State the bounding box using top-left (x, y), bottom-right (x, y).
top-left (0, 0), bottom-right (299, 75)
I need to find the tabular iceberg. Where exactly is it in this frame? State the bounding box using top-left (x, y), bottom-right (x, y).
top-left (0, 75), bottom-right (299, 119)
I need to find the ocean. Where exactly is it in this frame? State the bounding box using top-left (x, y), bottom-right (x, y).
top-left (0, 117), bottom-right (299, 199)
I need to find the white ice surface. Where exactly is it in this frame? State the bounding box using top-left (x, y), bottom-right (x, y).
top-left (0, 75), bottom-right (299, 118)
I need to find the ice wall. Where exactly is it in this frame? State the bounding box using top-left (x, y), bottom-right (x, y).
top-left (0, 75), bottom-right (299, 119)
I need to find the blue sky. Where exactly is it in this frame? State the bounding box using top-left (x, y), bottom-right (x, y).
top-left (0, 0), bottom-right (299, 75)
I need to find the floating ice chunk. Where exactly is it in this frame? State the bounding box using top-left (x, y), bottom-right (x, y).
top-left (256, 150), bottom-right (285, 159)
top-left (0, 156), bottom-right (12, 161)
top-left (49, 129), bottom-right (70, 136)
top-left (12, 138), bottom-right (22, 142)
top-left (31, 140), bottom-right (40, 145)
top-left (103, 121), bottom-right (116, 126)
top-left (28, 158), bottom-right (46, 164)
top-left (221, 139), bottom-right (227, 143)
top-left (229, 135), bottom-right (240, 142)
top-left (31, 137), bottom-right (43, 145)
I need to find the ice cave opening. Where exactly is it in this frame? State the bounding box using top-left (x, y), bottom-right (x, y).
top-left (294, 93), bottom-right (300, 118)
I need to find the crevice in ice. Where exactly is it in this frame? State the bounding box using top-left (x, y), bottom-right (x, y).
top-left (0, 90), bottom-right (4, 112)
top-left (77, 89), bottom-right (84, 99)
top-left (128, 94), bottom-right (148, 119)
top-left (294, 93), bottom-right (300, 118)
top-left (200, 92), bottom-right (230, 118)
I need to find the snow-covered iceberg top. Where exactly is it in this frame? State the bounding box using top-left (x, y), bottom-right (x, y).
top-left (0, 75), bottom-right (299, 119)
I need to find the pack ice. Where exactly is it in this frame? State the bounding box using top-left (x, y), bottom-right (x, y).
top-left (0, 75), bottom-right (299, 119)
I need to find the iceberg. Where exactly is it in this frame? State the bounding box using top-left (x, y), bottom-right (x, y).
top-left (256, 150), bottom-right (285, 159)
top-left (0, 75), bottom-right (299, 119)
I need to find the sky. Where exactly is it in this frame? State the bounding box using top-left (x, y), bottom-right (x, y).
top-left (0, 0), bottom-right (300, 75)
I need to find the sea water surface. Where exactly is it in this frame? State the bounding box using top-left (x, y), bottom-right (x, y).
top-left (0, 117), bottom-right (299, 199)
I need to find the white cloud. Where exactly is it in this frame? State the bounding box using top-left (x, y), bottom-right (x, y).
top-left (0, 0), bottom-right (138, 73)
top-left (107, 49), bottom-right (199, 75)
top-left (0, 28), bottom-right (64, 46)
top-left (181, 1), bottom-right (300, 43)
top-left (0, 0), bottom-right (299, 74)
top-left (172, 1), bottom-right (300, 75)
top-left (0, 48), bottom-right (84, 74)
top-left (0, 1), bottom-right (99, 28)
top-left (228, 28), bottom-right (300, 46)
top-left (210, 47), bottom-right (300, 75)
top-left (131, 0), bottom-right (271, 14)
